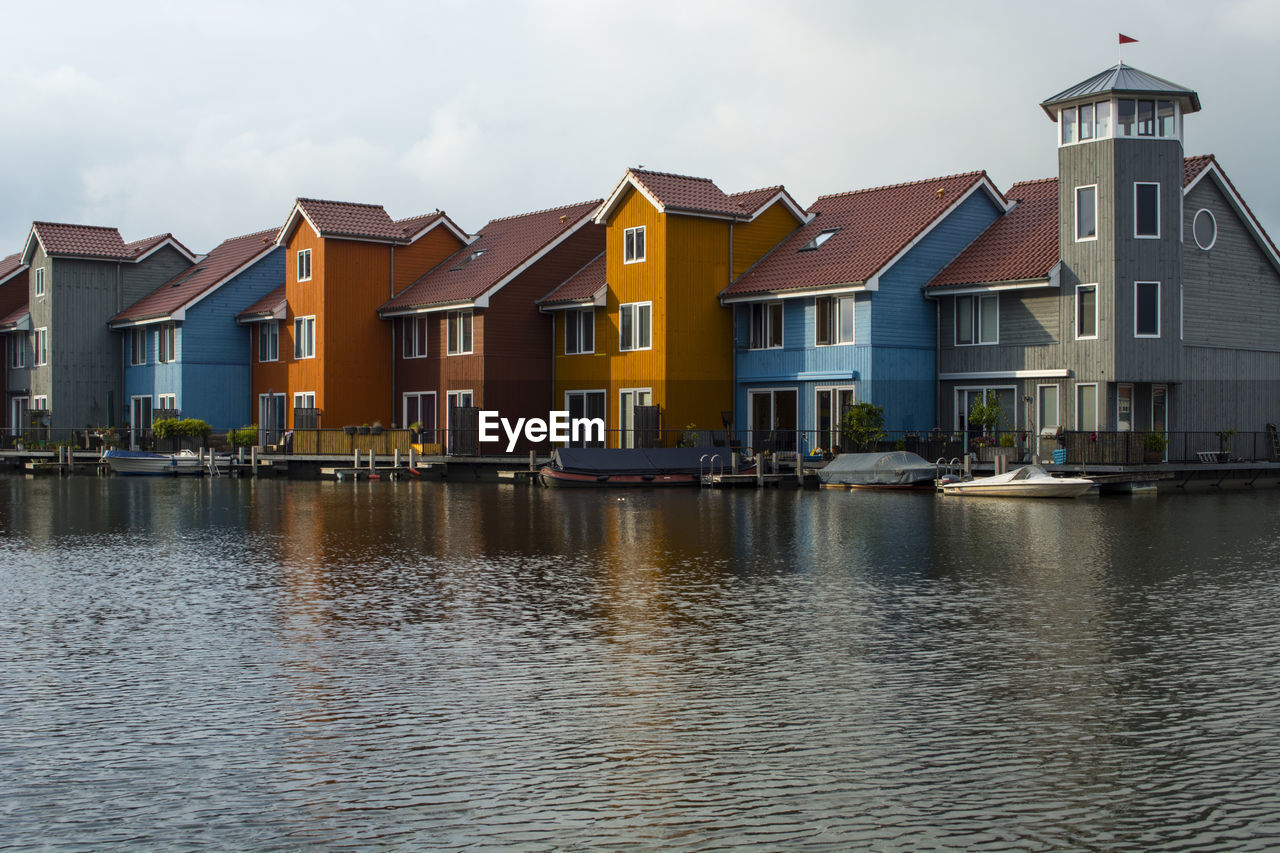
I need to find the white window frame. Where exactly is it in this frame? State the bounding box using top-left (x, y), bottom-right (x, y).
top-left (446, 309), bottom-right (473, 356)
top-left (129, 328), bottom-right (147, 366)
top-left (157, 393), bottom-right (176, 412)
top-left (618, 387), bottom-right (653, 449)
top-left (1134, 182), bottom-right (1161, 239)
top-left (294, 315), bottom-right (316, 359)
top-left (619, 301), bottom-right (652, 352)
top-left (1192, 208), bottom-right (1217, 251)
top-left (1075, 185), bottom-right (1098, 242)
top-left (33, 327), bottom-right (48, 366)
top-left (402, 391), bottom-right (437, 435)
top-left (815, 295), bottom-right (855, 346)
top-left (297, 248), bottom-right (312, 282)
top-left (403, 315), bottom-right (428, 359)
top-left (1075, 284), bottom-right (1098, 341)
top-left (159, 323), bottom-right (176, 363)
top-left (293, 391), bottom-right (316, 414)
top-left (565, 307), bottom-right (594, 355)
top-left (749, 302), bottom-right (783, 350)
top-left (1076, 383), bottom-right (1098, 431)
top-left (1036, 384), bottom-right (1060, 433)
top-left (258, 322), bottom-right (279, 363)
top-left (955, 294), bottom-right (998, 346)
top-left (814, 385), bottom-right (856, 450)
top-left (623, 226), bottom-right (646, 264)
top-left (32, 395), bottom-right (48, 411)
top-left (1116, 383), bottom-right (1133, 432)
top-left (1134, 281), bottom-right (1161, 339)
top-left (34, 267), bottom-right (45, 298)
top-left (8, 334), bottom-right (25, 369)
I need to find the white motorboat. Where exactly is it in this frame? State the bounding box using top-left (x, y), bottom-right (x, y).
top-left (939, 464), bottom-right (1094, 498)
top-left (102, 449), bottom-right (203, 476)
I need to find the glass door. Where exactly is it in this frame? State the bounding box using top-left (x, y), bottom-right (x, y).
top-left (258, 393), bottom-right (285, 445)
top-left (131, 396), bottom-right (153, 449)
top-left (1036, 385), bottom-right (1059, 458)
top-left (10, 395), bottom-right (26, 438)
top-left (1152, 384), bottom-right (1168, 461)
top-left (403, 392), bottom-right (437, 443)
top-left (619, 388), bottom-right (652, 449)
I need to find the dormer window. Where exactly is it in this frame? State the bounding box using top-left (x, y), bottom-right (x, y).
top-left (800, 229), bottom-right (839, 252)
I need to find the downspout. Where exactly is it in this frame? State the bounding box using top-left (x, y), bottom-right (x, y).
top-left (390, 246), bottom-right (396, 426)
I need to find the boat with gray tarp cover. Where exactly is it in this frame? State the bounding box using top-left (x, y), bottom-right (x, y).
top-left (818, 451), bottom-right (939, 490)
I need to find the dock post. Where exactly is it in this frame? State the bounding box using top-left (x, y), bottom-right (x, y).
top-left (756, 456), bottom-right (764, 487)
top-left (369, 450), bottom-right (376, 473)
top-left (964, 453), bottom-right (972, 478)
top-left (529, 450), bottom-right (535, 472)
top-left (250, 445), bottom-right (259, 477)
top-left (353, 449), bottom-right (360, 472)
top-left (394, 449), bottom-right (401, 471)
top-left (732, 451), bottom-right (739, 475)
top-left (409, 447), bottom-right (417, 469)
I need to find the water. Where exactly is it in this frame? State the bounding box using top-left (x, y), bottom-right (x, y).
top-left (1, 476), bottom-right (1279, 851)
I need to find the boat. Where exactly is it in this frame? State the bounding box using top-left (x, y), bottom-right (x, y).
top-left (939, 464), bottom-right (1094, 498)
top-left (539, 447), bottom-right (741, 488)
top-left (102, 449), bottom-right (204, 476)
top-left (818, 451), bottom-right (939, 490)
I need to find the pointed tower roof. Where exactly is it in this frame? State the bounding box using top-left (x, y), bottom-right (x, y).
top-left (1040, 63), bottom-right (1200, 118)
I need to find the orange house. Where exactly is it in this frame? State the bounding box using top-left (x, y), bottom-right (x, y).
top-left (538, 169), bottom-right (805, 447)
top-left (238, 198), bottom-right (467, 435)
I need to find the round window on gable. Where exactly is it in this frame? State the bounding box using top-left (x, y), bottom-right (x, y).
top-left (1193, 208), bottom-right (1217, 250)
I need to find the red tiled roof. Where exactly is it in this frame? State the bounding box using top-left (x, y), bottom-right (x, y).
top-left (0, 252), bottom-right (25, 282)
top-left (629, 169), bottom-right (744, 218)
top-left (724, 171), bottom-right (995, 296)
top-left (237, 284), bottom-right (287, 322)
top-left (1183, 154), bottom-right (1214, 187)
top-left (0, 303), bottom-right (28, 330)
top-left (929, 179), bottom-right (1060, 288)
top-left (393, 212), bottom-right (445, 240)
top-left (31, 222), bottom-right (130, 259)
top-left (112, 229), bottom-right (280, 325)
top-left (381, 200), bottom-right (602, 313)
top-left (293, 198), bottom-right (405, 242)
top-left (123, 233), bottom-right (194, 260)
top-left (539, 252), bottom-right (606, 306)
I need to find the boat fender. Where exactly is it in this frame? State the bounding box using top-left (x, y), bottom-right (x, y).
top-left (596, 474), bottom-right (610, 482)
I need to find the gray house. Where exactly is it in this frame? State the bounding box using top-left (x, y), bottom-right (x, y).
top-left (927, 63), bottom-right (1280, 461)
top-left (19, 222), bottom-right (195, 432)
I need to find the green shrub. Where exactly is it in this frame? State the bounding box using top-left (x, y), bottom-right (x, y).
top-left (228, 426), bottom-right (259, 448)
top-left (841, 403), bottom-right (887, 451)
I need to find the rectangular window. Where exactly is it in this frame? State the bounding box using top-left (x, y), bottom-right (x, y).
top-left (1060, 106), bottom-right (1076, 145)
top-left (8, 335), bottom-right (25, 369)
top-left (816, 295), bottom-right (855, 345)
top-left (1075, 284), bottom-right (1098, 340)
top-left (1079, 103), bottom-right (1094, 140)
top-left (619, 302), bottom-right (652, 351)
top-left (1077, 384), bottom-right (1098, 431)
top-left (1134, 182), bottom-right (1160, 238)
top-left (1075, 185), bottom-right (1097, 241)
top-left (130, 328), bottom-right (147, 365)
top-left (1137, 100), bottom-right (1155, 136)
top-left (565, 390), bottom-right (606, 448)
top-left (750, 302), bottom-right (783, 349)
top-left (1037, 385), bottom-right (1059, 432)
top-left (1095, 101), bottom-right (1112, 138)
top-left (1117, 384), bottom-right (1133, 431)
top-left (258, 322), bottom-right (279, 362)
top-left (1117, 99), bottom-right (1136, 136)
top-left (32, 395), bottom-right (48, 411)
top-left (33, 328), bottom-right (48, 366)
top-left (1135, 281), bottom-right (1160, 338)
top-left (955, 294), bottom-right (997, 345)
top-left (157, 393), bottom-right (176, 412)
top-left (159, 323), bottom-right (176, 363)
top-left (293, 391), bottom-right (315, 409)
top-left (34, 267), bottom-right (45, 298)
top-left (293, 315), bottom-right (315, 359)
top-left (1156, 100), bottom-right (1176, 137)
top-left (565, 308), bottom-right (594, 355)
top-left (297, 248), bottom-right (312, 282)
top-left (623, 226), bottom-right (645, 264)
top-left (402, 316), bottom-right (428, 358)
top-left (446, 310), bottom-right (473, 355)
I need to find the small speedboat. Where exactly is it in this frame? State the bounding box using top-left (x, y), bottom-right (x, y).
top-left (939, 464), bottom-right (1094, 498)
top-left (103, 449), bottom-right (203, 476)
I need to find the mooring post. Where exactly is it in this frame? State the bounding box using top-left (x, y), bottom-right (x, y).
top-left (757, 455), bottom-right (764, 487)
top-left (529, 450), bottom-right (536, 472)
top-left (394, 449), bottom-right (401, 470)
top-left (409, 447), bottom-right (417, 469)
top-left (353, 448), bottom-right (360, 472)
top-left (369, 450), bottom-right (376, 472)
top-left (732, 451), bottom-right (739, 475)
top-left (251, 445), bottom-right (259, 477)
top-left (964, 453), bottom-right (972, 478)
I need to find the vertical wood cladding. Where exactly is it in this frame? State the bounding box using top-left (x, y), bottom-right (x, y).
top-left (321, 238), bottom-right (393, 427)
top-left (393, 227), bottom-right (466, 295)
top-left (732, 202), bottom-right (802, 279)
top-left (283, 223), bottom-right (325, 426)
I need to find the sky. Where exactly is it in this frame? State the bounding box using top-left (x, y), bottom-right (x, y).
top-left (2, 0), bottom-right (1278, 254)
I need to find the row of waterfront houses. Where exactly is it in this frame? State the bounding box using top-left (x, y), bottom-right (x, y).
top-left (2, 60), bottom-right (1279, 456)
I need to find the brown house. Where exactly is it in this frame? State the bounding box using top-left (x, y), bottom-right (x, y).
top-left (378, 200), bottom-right (604, 453)
top-left (0, 253), bottom-right (31, 434)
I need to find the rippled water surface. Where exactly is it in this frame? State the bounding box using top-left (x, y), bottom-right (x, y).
top-left (2, 476), bottom-right (1279, 851)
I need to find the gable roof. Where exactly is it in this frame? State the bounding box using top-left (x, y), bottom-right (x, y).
top-left (927, 178), bottom-right (1060, 289)
top-left (110, 228), bottom-right (281, 327)
top-left (380, 200), bottom-right (602, 315)
top-left (1040, 62), bottom-right (1201, 118)
top-left (596, 168), bottom-right (745, 223)
top-left (0, 253), bottom-right (28, 286)
top-left (0, 303), bottom-right (30, 332)
top-left (276, 198), bottom-right (469, 246)
top-left (236, 284), bottom-right (288, 324)
top-left (1184, 155), bottom-right (1280, 273)
top-left (538, 252), bottom-right (607, 308)
top-left (21, 222), bottom-right (196, 264)
top-left (729, 186), bottom-right (809, 223)
top-left (722, 171), bottom-right (1005, 299)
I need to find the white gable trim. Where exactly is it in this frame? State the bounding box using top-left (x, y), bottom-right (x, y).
top-left (0, 262), bottom-right (29, 287)
top-left (403, 214), bottom-right (471, 246)
top-left (131, 237), bottom-right (198, 265)
top-left (276, 202), bottom-right (322, 246)
top-left (172, 244), bottom-right (281, 322)
top-left (1184, 162), bottom-right (1280, 274)
top-left (740, 190), bottom-right (810, 225)
top-left (595, 171), bottom-right (664, 223)
top-left (474, 208), bottom-right (600, 308)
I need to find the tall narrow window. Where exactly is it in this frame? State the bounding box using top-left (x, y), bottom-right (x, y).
top-left (447, 310), bottom-right (473, 355)
top-left (1156, 100), bottom-right (1176, 137)
top-left (33, 328), bottom-right (48, 366)
top-left (1117, 99), bottom-right (1136, 136)
top-left (1076, 186), bottom-right (1097, 241)
top-left (1095, 101), bottom-right (1112, 138)
top-left (816, 295), bottom-right (853, 345)
top-left (955, 294), bottom-right (997, 345)
top-left (1079, 103), bottom-right (1094, 140)
top-left (1135, 281), bottom-right (1160, 338)
top-left (1060, 106), bottom-right (1076, 145)
top-left (566, 308), bottom-right (594, 355)
top-left (619, 302), bottom-right (652, 351)
top-left (1076, 284), bottom-right (1098, 340)
top-left (297, 248), bottom-right (312, 282)
top-left (9, 335), bottom-right (25, 369)
top-left (294, 316), bottom-right (315, 359)
top-left (34, 267), bottom-right (45, 297)
top-left (955, 296), bottom-right (973, 346)
top-left (815, 297), bottom-right (832, 346)
top-left (130, 328), bottom-right (147, 365)
top-left (159, 323), bottom-right (176, 363)
top-left (1134, 183), bottom-right (1160, 238)
top-left (750, 302), bottom-right (783, 349)
top-left (1117, 384), bottom-right (1133, 431)
top-left (1137, 100), bottom-right (1155, 136)
top-left (1076, 384), bottom-right (1098, 431)
top-left (623, 226), bottom-right (645, 264)
top-left (402, 316), bottom-right (428, 358)
top-left (258, 322), bottom-right (279, 362)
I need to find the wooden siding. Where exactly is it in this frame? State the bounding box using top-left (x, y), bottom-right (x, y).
top-left (120, 245), bottom-right (194, 312)
top-left (320, 238), bottom-right (394, 427)
top-left (279, 222), bottom-right (326, 427)
top-left (732, 201), bottom-right (801, 279)
top-left (393, 227), bottom-right (467, 296)
top-left (41, 252), bottom-right (123, 428)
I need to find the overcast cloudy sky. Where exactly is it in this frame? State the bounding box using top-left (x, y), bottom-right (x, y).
top-left (2, 0), bottom-right (1277, 253)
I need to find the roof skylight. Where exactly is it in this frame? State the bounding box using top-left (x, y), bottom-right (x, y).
top-left (799, 229), bottom-right (839, 252)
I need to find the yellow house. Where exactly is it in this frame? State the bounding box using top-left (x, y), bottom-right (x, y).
top-left (539, 168), bottom-right (805, 447)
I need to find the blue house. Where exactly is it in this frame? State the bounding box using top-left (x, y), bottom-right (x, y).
top-left (109, 228), bottom-right (284, 433)
top-left (720, 172), bottom-right (1007, 451)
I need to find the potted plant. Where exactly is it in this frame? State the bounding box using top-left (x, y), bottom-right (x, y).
top-left (1144, 432), bottom-right (1168, 463)
top-left (1216, 429), bottom-right (1236, 462)
top-left (358, 423), bottom-right (371, 435)
top-left (370, 421), bottom-right (384, 436)
top-left (343, 425), bottom-right (358, 436)
top-left (676, 423), bottom-right (698, 448)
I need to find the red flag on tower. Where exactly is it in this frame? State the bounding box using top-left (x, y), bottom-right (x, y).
top-left (1119, 33), bottom-right (1138, 44)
